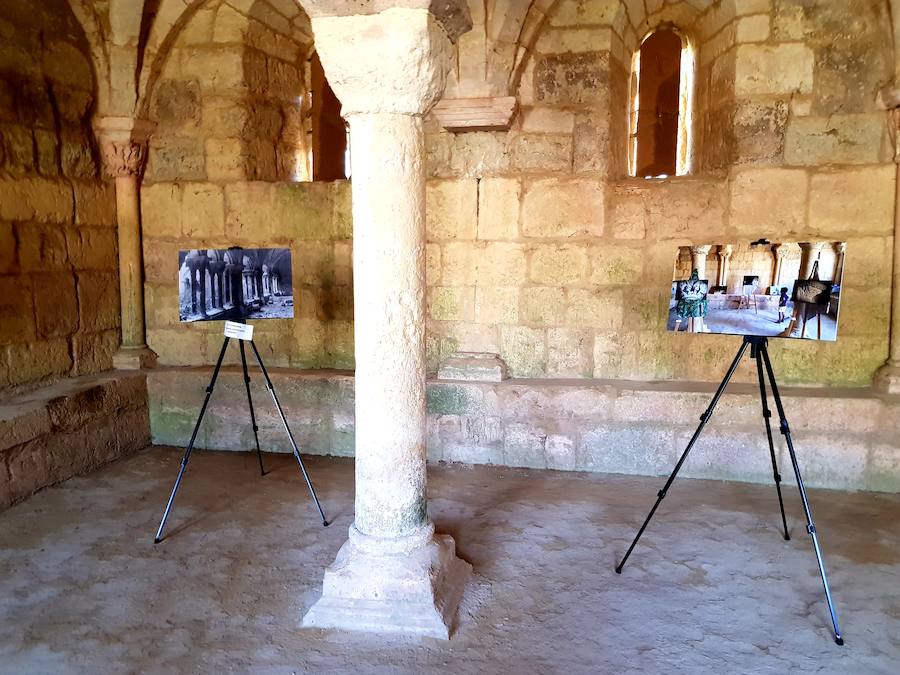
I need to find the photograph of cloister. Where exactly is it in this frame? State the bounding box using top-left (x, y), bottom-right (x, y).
top-left (668, 242), bottom-right (846, 340)
top-left (178, 248), bottom-right (293, 322)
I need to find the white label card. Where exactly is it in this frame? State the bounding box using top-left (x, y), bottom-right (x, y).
top-left (224, 321), bottom-right (254, 341)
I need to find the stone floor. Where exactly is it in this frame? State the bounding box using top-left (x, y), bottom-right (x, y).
top-left (1, 448), bottom-right (898, 674)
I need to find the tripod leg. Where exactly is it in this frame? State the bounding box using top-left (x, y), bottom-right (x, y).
top-left (753, 342), bottom-right (790, 541)
top-left (760, 345), bottom-right (843, 646)
top-left (616, 338), bottom-right (751, 573)
top-left (155, 337), bottom-right (230, 544)
top-left (248, 340), bottom-right (329, 527)
top-left (239, 340), bottom-right (266, 476)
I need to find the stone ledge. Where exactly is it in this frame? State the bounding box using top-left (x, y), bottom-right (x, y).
top-left (1, 371), bottom-right (150, 509)
top-left (147, 367), bottom-right (900, 493)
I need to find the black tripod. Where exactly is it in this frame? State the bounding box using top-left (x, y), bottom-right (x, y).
top-left (615, 336), bottom-right (843, 645)
top-left (154, 335), bottom-right (329, 543)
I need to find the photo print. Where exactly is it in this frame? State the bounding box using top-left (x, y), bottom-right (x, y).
top-left (178, 248), bottom-right (294, 322)
top-left (667, 241), bottom-right (846, 341)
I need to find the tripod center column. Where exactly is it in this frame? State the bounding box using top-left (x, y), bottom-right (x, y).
top-left (301, 2), bottom-right (473, 638)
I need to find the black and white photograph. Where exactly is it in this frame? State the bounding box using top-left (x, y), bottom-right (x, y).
top-left (667, 241), bottom-right (846, 340)
top-left (178, 248), bottom-right (294, 322)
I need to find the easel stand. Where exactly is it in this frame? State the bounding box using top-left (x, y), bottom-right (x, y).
top-left (154, 334), bottom-right (329, 543)
top-left (614, 336), bottom-right (844, 645)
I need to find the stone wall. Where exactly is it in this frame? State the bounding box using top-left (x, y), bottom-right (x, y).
top-left (0, 0), bottom-right (119, 396)
top-left (148, 368), bottom-right (900, 493)
top-left (1, 372), bottom-right (150, 509)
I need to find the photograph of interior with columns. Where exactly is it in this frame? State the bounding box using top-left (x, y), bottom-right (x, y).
top-left (1, 0), bottom-right (900, 672)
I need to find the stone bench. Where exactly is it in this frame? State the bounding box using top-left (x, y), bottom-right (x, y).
top-left (0, 372), bottom-right (149, 509)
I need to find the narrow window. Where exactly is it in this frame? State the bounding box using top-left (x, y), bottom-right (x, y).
top-left (310, 52), bottom-right (349, 181)
top-left (629, 29), bottom-right (694, 178)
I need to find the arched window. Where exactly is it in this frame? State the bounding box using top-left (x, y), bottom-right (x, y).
top-left (629, 28), bottom-right (695, 178)
top-left (310, 52), bottom-right (350, 181)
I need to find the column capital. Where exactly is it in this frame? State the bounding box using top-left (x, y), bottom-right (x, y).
top-left (718, 244), bottom-right (733, 258)
top-left (691, 244), bottom-right (712, 256)
top-left (799, 241), bottom-right (829, 252)
top-left (311, 6), bottom-right (469, 117)
top-left (773, 243), bottom-right (790, 258)
top-left (94, 116), bottom-right (155, 178)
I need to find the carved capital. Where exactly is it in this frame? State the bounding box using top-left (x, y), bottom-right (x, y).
top-left (94, 116), bottom-right (155, 178)
top-left (690, 245), bottom-right (712, 256)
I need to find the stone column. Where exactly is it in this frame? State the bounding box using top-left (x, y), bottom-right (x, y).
top-left (875, 104), bottom-right (900, 393)
top-left (773, 244), bottom-right (788, 288)
top-left (691, 245), bottom-right (712, 280)
top-left (95, 116), bottom-right (157, 369)
top-left (799, 241), bottom-right (828, 279)
top-left (832, 242), bottom-right (847, 286)
top-left (717, 245), bottom-right (732, 288)
top-left (302, 4), bottom-right (472, 639)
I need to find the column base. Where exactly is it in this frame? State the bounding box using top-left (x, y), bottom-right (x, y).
top-left (302, 522), bottom-right (471, 639)
top-left (112, 346), bottom-right (158, 370)
top-left (874, 360), bottom-right (900, 395)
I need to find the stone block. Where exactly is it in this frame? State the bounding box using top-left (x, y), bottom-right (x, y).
top-left (437, 353), bottom-right (507, 383)
top-left (642, 179), bottom-right (726, 240)
top-left (331, 181), bottom-right (353, 239)
top-left (33, 272), bottom-right (78, 338)
top-left (808, 167), bottom-right (894, 235)
top-left (73, 181), bottom-right (116, 227)
top-left (503, 422), bottom-right (548, 468)
top-left (142, 239), bottom-right (181, 285)
top-left (0, 275), bottom-right (35, 343)
top-left (426, 179), bottom-right (477, 241)
top-left (522, 178), bottom-right (604, 238)
top-left (150, 79), bottom-right (202, 130)
top-left (549, 0), bottom-right (622, 27)
top-left (545, 434), bottom-right (578, 471)
top-left (182, 182), bottom-right (225, 237)
top-left (427, 382), bottom-right (485, 416)
top-left (509, 134), bottom-right (572, 172)
top-left (205, 138), bottom-right (245, 181)
top-left (537, 27), bottom-right (612, 55)
top-left (521, 286), bottom-right (566, 326)
top-left (17, 222), bottom-right (69, 273)
top-left (520, 108), bottom-right (575, 134)
top-left (474, 286), bottom-right (519, 325)
top-left (5, 339), bottom-right (72, 387)
top-left (77, 271), bottom-right (120, 331)
top-left (500, 326), bottom-right (546, 377)
top-left (534, 52), bottom-right (609, 105)
top-left (588, 246), bottom-right (644, 285)
top-left (475, 242), bottom-right (527, 286)
top-left (607, 187), bottom-right (647, 240)
top-left (842, 237), bottom-right (891, 288)
top-left (426, 243), bottom-right (441, 284)
top-left (573, 111), bottom-right (611, 174)
top-left (735, 14), bottom-right (770, 42)
top-left (67, 226), bottom-right (118, 271)
top-left (477, 178), bottom-right (520, 240)
top-left (529, 244), bottom-right (588, 285)
top-left (225, 182), bottom-right (274, 241)
top-left (547, 328), bottom-right (593, 378)
top-left (274, 182), bottom-right (335, 240)
top-left (0, 402), bottom-right (50, 452)
top-left (581, 425), bottom-right (676, 476)
top-left (0, 221), bottom-right (16, 274)
top-left (735, 44), bottom-right (814, 96)
top-left (141, 183), bottom-right (182, 238)
top-left (784, 114), bottom-right (886, 166)
top-left (566, 288), bottom-right (624, 329)
top-left (146, 137), bottom-right (206, 182)
top-left (428, 286), bottom-right (474, 322)
top-left (0, 176), bottom-right (74, 223)
top-left (729, 167), bottom-right (807, 234)
top-left (72, 329), bottom-right (119, 376)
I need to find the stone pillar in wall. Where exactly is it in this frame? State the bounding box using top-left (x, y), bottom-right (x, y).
top-left (875, 103), bottom-right (900, 393)
top-left (302, 2), bottom-right (472, 639)
top-left (95, 116), bottom-right (157, 369)
top-left (773, 244), bottom-right (788, 288)
top-left (798, 242), bottom-right (828, 279)
top-left (691, 245), bottom-right (712, 280)
top-left (717, 245), bottom-right (732, 288)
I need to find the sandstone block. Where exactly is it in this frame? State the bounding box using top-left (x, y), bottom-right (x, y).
top-left (0, 176), bottom-right (74, 223)
top-left (529, 244), bottom-right (588, 285)
top-left (735, 14), bottom-right (770, 42)
top-left (34, 272), bottom-right (78, 338)
top-left (537, 28), bottom-right (612, 55)
top-left (522, 178), bottom-right (604, 238)
top-left (733, 99), bottom-right (789, 164)
top-left (547, 328), bottom-right (593, 378)
top-left (608, 187), bottom-right (647, 240)
top-left (588, 246), bottom-right (644, 285)
top-left (0, 275), bottom-right (35, 343)
top-left (476, 242), bottom-right (527, 286)
top-left (503, 422), bottom-right (548, 469)
top-left (77, 271), bottom-right (120, 332)
top-left (573, 111), bottom-right (611, 174)
top-left (549, 0), bottom-right (622, 27)
top-left (5, 338), bottom-right (72, 387)
top-left (520, 108), bottom-right (575, 134)
top-left (477, 178), bottom-right (520, 240)
top-left (581, 425), bottom-right (676, 476)
top-left (437, 352), bottom-right (507, 383)
top-left (205, 138), bottom-right (245, 181)
top-left (67, 226), bottom-right (118, 270)
top-left (509, 134), bottom-right (572, 172)
top-left (735, 44), bottom-right (814, 95)
top-left (0, 221), bottom-right (15, 274)
top-left (0, 403), bottom-right (50, 453)
top-left (808, 167), bottom-right (894, 235)
top-left (141, 183), bottom-right (182, 238)
top-left (545, 434), bottom-right (578, 471)
top-left (784, 114), bottom-right (886, 166)
top-left (72, 329), bottom-right (119, 376)
top-left (521, 286), bottom-right (566, 326)
top-left (146, 137), bottom-right (205, 183)
top-left (566, 288), bottom-right (624, 329)
top-left (182, 183), bottom-right (225, 237)
top-left (643, 179), bottom-right (726, 239)
top-left (426, 179), bottom-right (477, 241)
top-left (274, 182), bottom-right (335, 240)
top-left (73, 181), bottom-right (116, 226)
top-left (475, 286), bottom-right (519, 325)
top-left (225, 182), bottom-right (274, 241)
top-left (534, 52), bottom-right (609, 105)
top-left (439, 242), bottom-right (476, 286)
top-left (426, 243), bottom-right (441, 284)
top-left (500, 326), bottom-right (546, 377)
top-left (729, 167), bottom-right (807, 234)
top-left (17, 223), bottom-right (69, 272)
top-left (428, 286), bottom-right (475, 322)
top-left (842, 237), bottom-right (891, 288)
